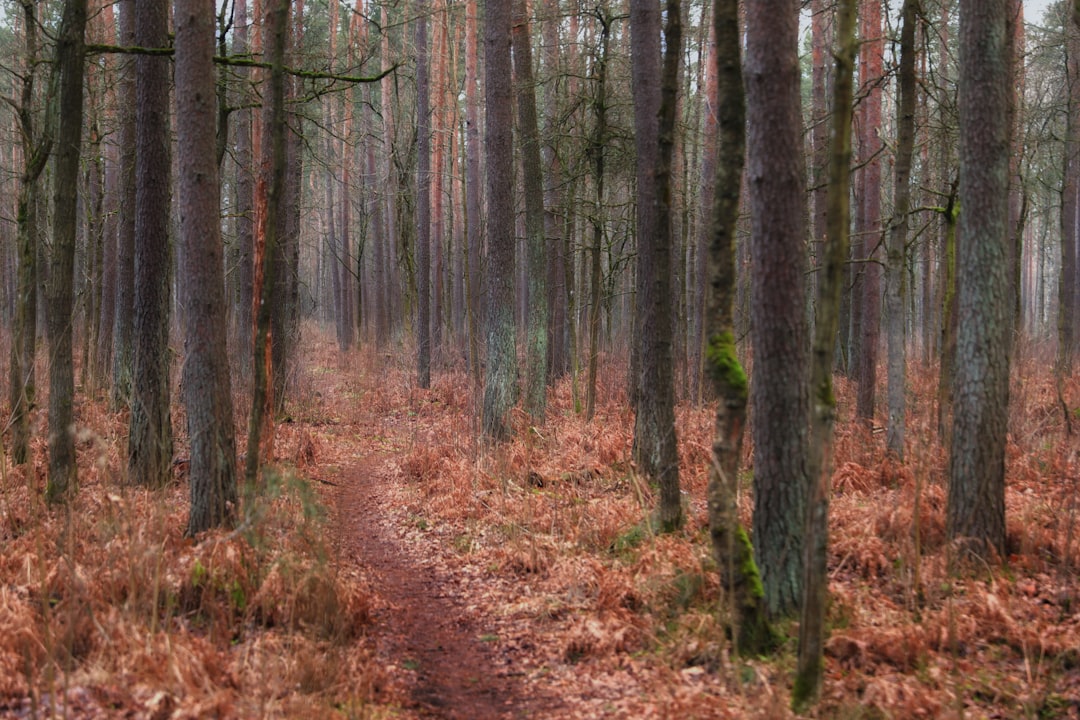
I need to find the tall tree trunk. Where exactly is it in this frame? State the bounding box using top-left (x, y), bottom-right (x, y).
top-left (417, 0), bottom-right (432, 389)
top-left (746, 0), bottom-right (809, 617)
top-left (705, 0), bottom-right (774, 658)
top-left (629, 0), bottom-right (659, 420)
top-left (948, 0), bottom-right (1011, 560)
top-left (176, 0), bottom-right (239, 534)
top-left (274, 0), bottom-right (303, 414)
top-left (856, 0), bottom-right (884, 424)
top-left (885, 0), bottom-right (917, 460)
top-left (233, 0), bottom-right (254, 374)
top-left (245, 0), bottom-right (289, 486)
top-left (630, 0), bottom-right (682, 531)
top-left (128, 0), bottom-right (174, 489)
top-left (46, 0), bottom-right (88, 502)
top-left (793, 0), bottom-right (857, 706)
top-left (1061, 23), bottom-right (1080, 376)
top-left (464, 0), bottom-right (482, 386)
top-left (542, 0), bottom-right (567, 383)
top-left (513, 0), bottom-right (548, 423)
top-left (111, 0), bottom-right (136, 410)
top-left (9, 0), bottom-right (53, 466)
top-left (482, 0), bottom-right (518, 440)
top-left (585, 10), bottom-right (609, 423)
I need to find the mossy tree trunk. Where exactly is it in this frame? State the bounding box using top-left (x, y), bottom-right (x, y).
top-left (792, 0), bottom-right (857, 707)
top-left (704, 0), bottom-right (774, 657)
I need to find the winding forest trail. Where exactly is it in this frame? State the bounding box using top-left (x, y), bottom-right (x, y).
top-left (331, 451), bottom-right (555, 719)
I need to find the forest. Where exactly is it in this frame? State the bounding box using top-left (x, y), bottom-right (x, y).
top-left (1, 0), bottom-right (1079, 716)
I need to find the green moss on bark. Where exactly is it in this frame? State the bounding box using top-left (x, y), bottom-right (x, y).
top-left (706, 331), bottom-right (747, 396)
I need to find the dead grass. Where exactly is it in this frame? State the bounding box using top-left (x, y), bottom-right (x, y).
top-left (3, 328), bottom-right (1080, 718)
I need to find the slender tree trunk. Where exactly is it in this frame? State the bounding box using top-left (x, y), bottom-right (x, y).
top-left (234, 0), bottom-right (254, 374)
top-left (464, 0), bottom-right (482, 386)
top-left (856, 0), bottom-right (884, 424)
top-left (245, 0), bottom-right (289, 486)
top-left (705, 0), bottom-right (774, 658)
top-left (417, 1), bottom-right (432, 388)
top-left (9, 0), bottom-right (52, 466)
top-left (641, 0), bottom-right (684, 531)
top-left (46, 0), bottom-right (88, 502)
top-left (543, 0), bottom-right (567, 383)
top-left (176, 0), bottom-right (239, 534)
top-left (513, 0), bottom-right (548, 423)
top-left (111, 0), bottom-right (136, 410)
top-left (793, 0), bottom-right (857, 706)
top-left (885, 0), bottom-right (916, 460)
top-left (585, 10), bottom-right (609, 423)
top-left (482, 0), bottom-right (518, 440)
top-left (128, 0), bottom-right (174, 489)
top-left (629, 0), bottom-right (659, 422)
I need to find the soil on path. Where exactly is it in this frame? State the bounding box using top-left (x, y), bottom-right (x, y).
top-left (332, 454), bottom-right (554, 719)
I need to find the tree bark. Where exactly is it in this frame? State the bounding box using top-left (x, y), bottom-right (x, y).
top-left (46, 0), bottom-right (88, 502)
top-left (793, 0), bottom-right (857, 706)
top-left (745, 0), bottom-right (809, 617)
top-left (111, 0), bottom-right (136, 410)
top-left (128, 0), bottom-right (174, 489)
top-left (482, 0), bottom-right (518, 440)
top-left (233, 0), bottom-right (255, 374)
top-left (417, 1), bottom-right (432, 388)
top-left (948, 0), bottom-right (1011, 560)
top-left (176, 0), bottom-right (239, 534)
top-left (856, 0), bottom-right (884, 424)
top-left (9, 0), bottom-right (53, 466)
top-left (886, 0), bottom-right (917, 461)
top-left (464, 0), bottom-right (482, 386)
top-left (245, 0), bottom-right (289, 486)
top-left (513, 0), bottom-right (548, 423)
top-left (704, 0), bottom-right (775, 658)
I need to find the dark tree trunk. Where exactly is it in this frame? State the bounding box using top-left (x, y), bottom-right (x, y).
top-left (9, 0), bottom-right (52, 466)
top-left (704, 0), bottom-right (775, 658)
top-left (512, 0), bottom-right (548, 423)
top-left (233, 0), bottom-right (254, 374)
top-left (111, 0), bottom-right (136, 410)
top-left (794, 0), bottom-right (858, 706)
top-left (1060, 23), bottom-right (1080, 376)
top-left (885, 0), bottom-right (917, 460)
top-left (542, 0), bottom-right (567, 383)
top-left (948, 0), bottom-right (1011, 560)
top-left (745, 0), bottom-right (809, 617)
top-left (585, 10), bottom-right (609, 423)
top-left (46, 0), bottom-right (88, 502)
top-left (245, 0), bottom-right (289, 486)
top-left (629, 0), bottom-right (659, 420)
top-left (464, 0), bottom-right (482, 385)
top-left (856, 0), bottom-right (884, 424)
top-left (417, 2), bottom-right (432, 388)
top-left (636, 0), bottom-right (684, 531)
top-left (128, 0), bottom-right (174, 488)
top-left (176, 0), bottom-right (239, 534)
top-left (482, 0), bottom-right (518, 440)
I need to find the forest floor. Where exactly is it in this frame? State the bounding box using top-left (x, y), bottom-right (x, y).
top-left (2, 327), bottom-right (1080, 718)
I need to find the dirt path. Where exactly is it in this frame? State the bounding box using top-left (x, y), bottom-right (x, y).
top-left (333, 454), bottom-right (555, 719)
